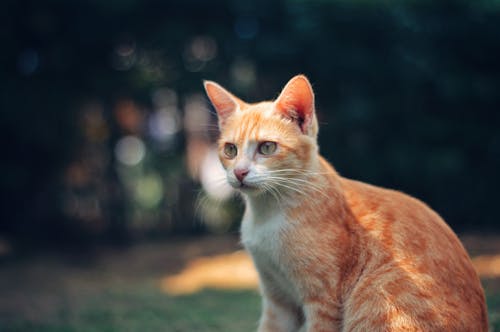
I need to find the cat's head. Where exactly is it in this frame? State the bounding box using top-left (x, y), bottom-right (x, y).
top-left (204, 75), bottom-right (319, 197)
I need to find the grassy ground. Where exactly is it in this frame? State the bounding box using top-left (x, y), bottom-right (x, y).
top-left (1, 287), bottom-right (261, 332)
top-left (488, 291), bottom-right (500, 331)
top-left (0, 235), bottom-right (499, 331)
top-left (2, 289), bottom-right (499, 332)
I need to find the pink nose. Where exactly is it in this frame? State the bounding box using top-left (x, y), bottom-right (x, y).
top-left (234, 168), bottom-right (249, 182)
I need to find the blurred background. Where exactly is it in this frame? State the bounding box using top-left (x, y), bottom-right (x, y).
top-left (1, 0), bottom-right (500, 331)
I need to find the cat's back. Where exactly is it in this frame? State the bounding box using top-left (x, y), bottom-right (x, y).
top-left (341, 177), bottom-right (456, 249)
top-left (340, 176), bottom-right (471, 267)
top-left (339, 177), bottom-right (488, 330)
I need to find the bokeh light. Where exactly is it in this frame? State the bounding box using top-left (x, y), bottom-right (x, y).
top-left (134, 173), bottom-right (164, 209)
top-left (184, 94), bottom-right (211, 134)
top-left (115, 136), bottom-right (146, 166)
top-left (148, 109), bottom-right (179, 144)
top-left (183, 36), bottom-right (218, 72)
top-left (230, 58), bottom-right (257, 89)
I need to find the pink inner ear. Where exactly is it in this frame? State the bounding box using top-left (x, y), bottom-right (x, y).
top-left (276, 75), bottom-right (315, 133)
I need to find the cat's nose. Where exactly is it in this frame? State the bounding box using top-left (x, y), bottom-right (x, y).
top-left (234, 168), bottom-right (249, 182)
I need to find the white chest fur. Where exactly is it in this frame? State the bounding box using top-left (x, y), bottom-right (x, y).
top-left (240, 197), bottom-right (302, 305)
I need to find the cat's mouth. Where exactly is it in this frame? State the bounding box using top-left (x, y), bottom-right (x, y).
top-left (228, 178), bottom-right (261, 194)
top-left (228, 180), bottom-right (251, 190)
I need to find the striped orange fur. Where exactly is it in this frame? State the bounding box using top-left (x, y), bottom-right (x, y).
top-left (204, 75), bottom-right (488, 331)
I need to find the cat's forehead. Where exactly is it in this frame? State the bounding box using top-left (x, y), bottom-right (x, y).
top-left (221, 101), bottom-right (295, 143)
top-left (240, 101), bottom-right (274, 114)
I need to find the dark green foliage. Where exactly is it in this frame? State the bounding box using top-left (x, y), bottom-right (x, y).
top-left (1, 0), bottom-right (499, 244)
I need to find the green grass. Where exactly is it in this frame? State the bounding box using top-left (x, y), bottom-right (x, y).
top-left (488, 292), bottom-right (500, 331)
top-left (0, 286), bottom-right (261, 332)
top-left (1, 286), bottom-right (499, 331)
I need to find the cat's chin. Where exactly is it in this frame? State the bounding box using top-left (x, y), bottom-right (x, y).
top-left (233, 183), bottom-right (263, 196)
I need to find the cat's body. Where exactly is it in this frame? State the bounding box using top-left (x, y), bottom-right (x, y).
top-left (204, 75), bottom-right (488, 331)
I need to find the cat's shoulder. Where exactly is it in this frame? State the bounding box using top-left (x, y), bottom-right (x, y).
top-left (318, 156), bottom-right (428, 209)
top-left (339, 176), bottom-right (443, 229)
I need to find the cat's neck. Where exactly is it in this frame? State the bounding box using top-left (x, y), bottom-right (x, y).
top-left (243, 191), bottom-right (284, 223)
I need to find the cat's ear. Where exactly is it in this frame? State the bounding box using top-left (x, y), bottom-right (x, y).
top-left (275, 75), bottom-right (318, 137)
top-left (204, 81), bottom-right (245, 128)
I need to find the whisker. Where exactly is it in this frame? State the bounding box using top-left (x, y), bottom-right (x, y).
top-left (265, 175), bottom-right (325, 192)
top-left (280, 178), bottom-right (327, 194)
top-left (265, 176), bottom-right (330, 200)
top-left (266, 169), bottom-right (330, 176)
top-left (267, 179), bottom-right (310, 197)
top-left (261, 183), bottom-right (283, 208)
top-left (264, 173), bottom-right (330, 191)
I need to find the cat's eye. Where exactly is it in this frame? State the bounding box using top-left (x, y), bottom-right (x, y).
top-left (224, 143), bottom-right (237, 159)
top-left (258, 141), bottom-right (277, 155)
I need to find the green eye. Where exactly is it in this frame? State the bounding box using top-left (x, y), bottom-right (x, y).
top-left (224, 143), bottom-right (237, 159)
top-left (258, 141), bottom-right (277, 155)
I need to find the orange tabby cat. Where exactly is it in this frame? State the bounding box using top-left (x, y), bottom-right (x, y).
top-left (204, 75), bottom-right (488, 331)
